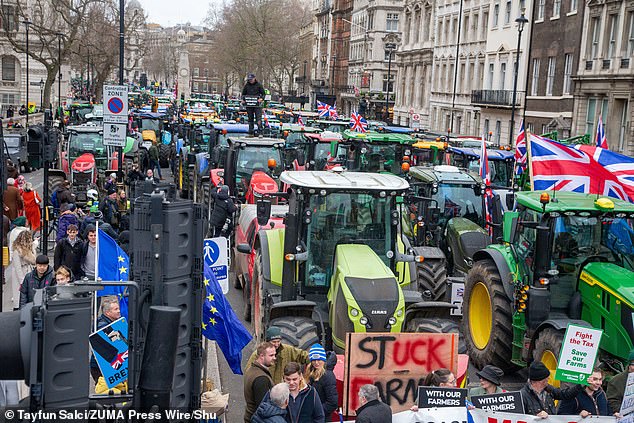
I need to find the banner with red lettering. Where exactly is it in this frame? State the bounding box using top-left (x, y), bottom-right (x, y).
top-left (343, 332), bottom-right (459, 415)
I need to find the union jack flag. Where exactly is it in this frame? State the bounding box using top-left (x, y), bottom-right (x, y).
top-left (317, 100), bottom-right (333, 118)
top-left (297, 114), bottom-right (304, 125)
top-left (529, 134), bottom-right (630, 201)
top-left (514, 120), bottom-right (526, 175)
top-left (349, 112), bottom-right (368, 132)
top-left (330, 102), bottom-right (339, 120)
top-left (596, 115), bottom-right (608, 149)
top-left (577, 145), bottom-right (634, 201)
top-left (481, 133), bottom-right (493, 236)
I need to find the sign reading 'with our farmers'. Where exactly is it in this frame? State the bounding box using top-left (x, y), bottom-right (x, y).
top-left (555, 323), bottom-right (603, 384)
top-left (417, 387), bottom-right (467, 408)
top-left (471, 391), bottom-right (525, 414)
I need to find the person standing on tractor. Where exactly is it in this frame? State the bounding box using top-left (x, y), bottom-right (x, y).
top-left (241, 73), bottom-right (265, 137)
top-left (606, 349), bottom-right (634, 414)
top-left (246, 327), bottom-right (309, 384)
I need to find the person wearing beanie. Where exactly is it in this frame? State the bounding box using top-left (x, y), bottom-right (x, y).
top-left (209, 185), bottom-right (236, 237)
top-left (607, 349), bottom-right (634, 414)
top-left (520, 361), bottom-right (583, 417)
top-left (18, 254), bottom-right (55, 308)
top-left (469, 365), bottom-right (506, 397)
top-left (306, 343), bottom-right (339, 418)
top-left (99, 187), bottom-right (120, 229)
top-left (246, 326), bottom-right (309, 384)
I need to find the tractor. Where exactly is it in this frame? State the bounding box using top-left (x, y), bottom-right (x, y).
top-left (409, 139), bottom-right (448, 167)
top-left (285, 131), bottom-right (342, 171)
top-left (243, 169), bottom-right (461, 352)
top-left (448, 146), bottom-right (515, 190)
top-left (463, 191), bottom-right (634, 382)
top-left (133, 111), bottom-right (171, 167)
top-left (334, 130), bottom-right (414, 175)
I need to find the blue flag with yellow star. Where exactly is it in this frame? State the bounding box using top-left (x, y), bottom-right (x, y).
top-left (202, 264), bottom-right (252, 374)
top-left (97, 228), bottom-right (129, 318)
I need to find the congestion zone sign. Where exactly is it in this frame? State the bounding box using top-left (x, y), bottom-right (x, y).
top-left (103, 85), bottom-right (128, 125)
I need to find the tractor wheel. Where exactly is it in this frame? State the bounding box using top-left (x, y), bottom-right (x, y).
top-left (462, 259), bottom-right (518, 372)
top-left (416, 257), bottom-right (448, 301)
top-left (533, 328), bottom-right (565, 387)
top-left (252, 251), bottom-right (265, 342)
top-left (243, 278), bottom-right (252, 322)
top-left (158, 144), bottom-right (170, 168)
top-left (269, 316), bottom-right (320, 351)
top-left (406, 318), bottom-right (466, 354)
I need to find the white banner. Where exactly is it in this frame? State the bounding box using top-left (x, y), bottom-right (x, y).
top-left (344, 406), bottom-right (618, 423)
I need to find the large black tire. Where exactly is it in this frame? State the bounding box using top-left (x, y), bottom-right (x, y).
top-left (269, 316), bottom-right (320, 351)
top-left (532, 328), bottom-right (565, 387)
top-left (407, 318), bottom-right (467, 354)
top-left (462, 259), bottom-right (518, 372)
top-left (158, 143), bottom-right (170, 168)
top-left (242, 278), bottom-right (251, 322)
top-left (416, 257), bottom-right (448, 301)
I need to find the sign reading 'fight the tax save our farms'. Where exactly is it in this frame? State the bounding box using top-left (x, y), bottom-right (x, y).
top-left (555, 323), bottom-right (603, 384)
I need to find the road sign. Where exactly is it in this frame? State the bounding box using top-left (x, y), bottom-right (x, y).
top-left (412, 113), bottom-right (421, 121)
top-left (103, 123), bottom-right (127, 147)
top-left (103, 85), bottom-right (128, 124)
top-left (203, 237), bottom-right (229, 294)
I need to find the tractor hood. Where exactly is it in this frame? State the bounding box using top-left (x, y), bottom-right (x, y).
top-left (246, 171), bottom-right (279, 204)
top-left (142, 130), bottom-right (157, 142)
top-left (334, 244), bottom-right (395, 279)
top-left (72, 153), bottom-right (96, 172)
top-left (580, 262), bottom-right (634, 308)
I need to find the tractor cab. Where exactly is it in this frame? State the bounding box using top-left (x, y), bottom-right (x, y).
top-left (290, 131), bottom-right (342, 171)
top-left (207, 123), bottom-right (253, 168)
top-left (308, 119), bottom-right (350, 134)
top-left (464, 191), bottom-right (634, 379)
top-left (280, 124), bottom-right (327, 170)
top-left (334, 130), bottom-right (414, 174)
top-left (410, 139), bottom-right (448, 167)
top-left (449, 146), bottom-right (515, 189)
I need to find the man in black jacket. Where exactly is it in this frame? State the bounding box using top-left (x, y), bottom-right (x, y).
top-left (90, 296), bottom-right (121, 382)
top-left (53, 224), bottom-right (84, 278)
top-left (355, 384), bottom-right (392, 422)
top-left (242, 73), bottom-right (266, 136)
top-left (520, 361), bottom-right (583, 418)
top-left (19, 255), bottom-right (55, 308)
top-left (210, 185), bottom-right (236, 237)
top-left (244, 342), bottom-right (276, 423)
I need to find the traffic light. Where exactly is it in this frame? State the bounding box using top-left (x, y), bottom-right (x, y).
top-left (27, 124), bottom-right (47, 163)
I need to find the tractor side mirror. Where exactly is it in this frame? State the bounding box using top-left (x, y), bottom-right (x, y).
top-left (236, 243), bottom-right (251, 254)
top-left (505, 191), bottom-right (515, 210)
top-left (256, 199), bottom-right (272, 226)
top-left (502, 211), bottom-right (519, 244)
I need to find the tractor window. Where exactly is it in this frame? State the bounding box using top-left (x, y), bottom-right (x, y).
top-left (489, 161), bottom-right (513, 187)
top-left (69, 133), bottom-right (106, 159)
top-left (140, 119), bottom-right (160, 132)
top-left (285, 132), bottom-right (305, 145)
top-left (313, 143), bottom-right (332, 170)
top-left (513, 207), bottom-right (541, 282)
top-left (412, 148), bottom-right (444, 166)
top-left (305, 193), bottom-right (391, 289)
top-left (235, 146), bottom-right (283, 190)
top-left (603, 217), bottom-right (634, 270)
top-left (217, 133), bottom-right (230, 147)
top-left (431, 184), bottom-right (484, 227)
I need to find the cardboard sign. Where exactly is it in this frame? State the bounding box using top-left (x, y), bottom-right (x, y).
top-left (417, 387), bottom-right (467, 408)
top-left (471, 391), bottom-right (524, 413)
top-left (619, 372), bottom-right (634, 422)
top-left (343, 332), bottom-right (458, 415)
top-left (89, 317), bottom-right (128, 389)
top-left (204, 238), bottom-right (229, 294)
top-left (555, 324), bottom-right (603, 384)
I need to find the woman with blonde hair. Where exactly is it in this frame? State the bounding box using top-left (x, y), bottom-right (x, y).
top-left (6, 230), bottom-right (36, 310)
top-left (22, 182), bottom-right (42, 232)
top-left (305, 343), bottom-right (338, 419)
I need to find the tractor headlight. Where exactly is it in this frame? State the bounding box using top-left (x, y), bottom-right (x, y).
top-left (360, 316), bottom-right (368, 325)
top-left (396, 309), bottom-right (403, 317)
top-left (350, 308), bottom-right (359, 317)
top-left (388, 317), bottom-right (397, 325)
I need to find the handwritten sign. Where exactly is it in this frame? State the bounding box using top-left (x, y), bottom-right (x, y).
top-left (556, 323), bottom-right (603, 384)
top-left (417, 387), bottom-right (467, 408)
top-left (471, 391), bottom-right (524, 413)
top-left (343, 332), bottom-right (458, 415)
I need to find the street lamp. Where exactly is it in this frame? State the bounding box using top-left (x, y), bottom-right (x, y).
top-left (56, 32), bottom-right (63, 117)
top-left (510, 10), bottom-right (529, 146)
top-left (39, 79), bottom-right (44, 111)
top-left (22, 19), bottom-right (32, 127)
top-left (385, 43), bottom-right (397, 123)
top-left (302, 60), bottom-right (307, 95)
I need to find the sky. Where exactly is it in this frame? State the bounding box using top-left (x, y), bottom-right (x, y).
top-left (137, 0), bottom-right (212, 27)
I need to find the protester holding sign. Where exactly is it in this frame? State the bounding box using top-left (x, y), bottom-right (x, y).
top-left (469, 366), bottom-right (506, 397)
top-left (410, 369), bottom-right (457, 412)
top-left (520, 361), bottom-right (583, 418)
top-left (606, 349), bottom-right (634, 414)
top-left (557, 368), bottom-right (612, 417)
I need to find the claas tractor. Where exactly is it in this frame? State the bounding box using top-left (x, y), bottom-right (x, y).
top-left (245, 169), bottom-right (461, 352)
top-left (463, 191), bottom-right (634, 381)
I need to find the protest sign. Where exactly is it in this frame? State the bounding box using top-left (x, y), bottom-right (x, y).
top-left (89, 317), bottom-right (129, 389)
top-left (417, 387), bottom-right (467, 408)
top-left (343, 332), bottom-right (458, 415)
top-left (471, 391), bottom-right (524, 413)
top-left (619, 372), bottom-right (634, 423)
top-left (556, 323), bottom-right (603, 384)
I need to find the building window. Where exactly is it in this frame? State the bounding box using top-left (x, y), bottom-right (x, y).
top-left (1, 5), bottom-right (17, 32)
top-left (495, 120), bottom-right (501, 144)
top-left (193, 81), bottom-right (199, 91)
top-left (1, 56), bottom-right (15, 81)
top-left (484, 119), bottom-right (490, 136)
top-left (202, 82), bottom-right (208, 92)
top-left (569, 0), bottom-right (577, 13)
top-left (383, 74), bottom-right (394, 92)
top-left (493, 4), bottom-right (499, 27)
top-left (537, 0), bottom-right (545, 19)
top-left (606, 15), bottom-right (619, 58)
top-left (488, 63), bottom-right (494, 89)
top-left (1, 93), bottom-right (17, 105)
top-left (627, 12), bottom-right (634, 57)
top-left (386, 13), bottom-right (399, 32)
top-left (601, 98), bottom-right (609, 124)
top-left (585, 98), bottom-right (596, 134)
top-left (482, 12), bottom-right (489, 38)
top-left (531, 58), bottom-right (540, 96)
top-left (563, 54), bottom-right (573, 94)
top-left (193, 67), bottom-right (200, 77)
top-left (499, 62), bottom-right (506, 89)
top-left (546, 57), bottom-right (555, 95)
top-left (504, 1), bottom-right (511, 24)
top-left (553, 0), bottom-right (561, 18)
top-left (590, 17), bottom-right (601, 58)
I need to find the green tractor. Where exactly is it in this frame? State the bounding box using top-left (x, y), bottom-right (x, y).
top-left (335, 130), bottom-right (414, 174)
top-left (246, 170), bottom-right (460, 351)
top-left (463, 191), bottom-right (634, 379)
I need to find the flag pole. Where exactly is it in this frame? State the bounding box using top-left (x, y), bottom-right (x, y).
top-left (526, 129), bottom-right (534, 191)
top-left (94, 221), bottom-right (99, 333)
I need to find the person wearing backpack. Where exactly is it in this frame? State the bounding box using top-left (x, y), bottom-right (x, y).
top-left (210, 185), bottom-right (236, 237)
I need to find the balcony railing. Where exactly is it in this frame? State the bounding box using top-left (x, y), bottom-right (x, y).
top-left (471, 89), bottom-right (523, 107)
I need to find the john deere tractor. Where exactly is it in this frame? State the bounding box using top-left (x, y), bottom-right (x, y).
top-left (243, 170), bottom-right (459, 351)
top-left (463, 191), bottom-right (634, 378)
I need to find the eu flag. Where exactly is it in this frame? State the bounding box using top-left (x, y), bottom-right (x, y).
top-left (202, 264), bottom-right (252, 374)
top-left (96, 228), bottom-right (129, 318)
